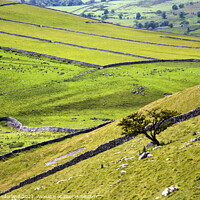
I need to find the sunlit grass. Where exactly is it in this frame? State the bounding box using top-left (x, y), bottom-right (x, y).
top-left (1, 87), bottom-right (200, 199)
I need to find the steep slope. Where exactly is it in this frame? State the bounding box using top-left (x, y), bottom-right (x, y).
top-left (0, 85), bottom-right (199, 199)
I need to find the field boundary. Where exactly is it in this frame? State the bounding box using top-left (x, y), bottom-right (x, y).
top-left (0, 46), bottom-right (101, 67)
top-left (0, 3), bottom-right (20, 6)
top-left (0, 106), bottom-right (200, 196)
top-left (0, 18), bottom-right (200, 49)
top-left (101, 59), bottom-right (200, 68)
top-left (0, 31), bottom-right (156, 59)
top-left (1, 46), bottom-right (200, 68)
top-left (0, 118), bottom-right (113, 161)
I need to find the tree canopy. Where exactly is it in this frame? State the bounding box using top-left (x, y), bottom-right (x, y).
top-left (118, 108), bottom-right (180, 146)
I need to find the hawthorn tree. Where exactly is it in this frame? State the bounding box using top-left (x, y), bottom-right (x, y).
top-left (118, 108), bottom-right (179, 146)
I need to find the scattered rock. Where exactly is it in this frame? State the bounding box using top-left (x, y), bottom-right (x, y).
top-left (190, 136), bottom-right (200, 142)
top-left (180, 143), bottom-right (190, 149)
top-left (139, 152), bottom-right (153, 160)
top-left (0, 92), bottom-right (8, 95)
top-left (146, 141), bottom-right (155, 148)
top-left (162, 185), bottom-right (178, 197)
top-left (121, 170), bottom-right (126, 175)
top-left (119, 164), bottom-right (129, 169)
top-left (147, 154), bottom-right (153, 158)
top-left (68, 176), bottom-right (74, 180)
top-left (115, 152), bottom-right (121, 155)
top-left (119, 156), bottom-right (135, 161)
top-left (132, 86), bottom-right (146, 96)
top-left (56, 180), bottom-right (66, 184)
top-left (152, 146), bottom-right (161, 150)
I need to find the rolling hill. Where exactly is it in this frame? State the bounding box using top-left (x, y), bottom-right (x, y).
top-left (0, 1), bottom-right (200, 199)
top-left (0, 85), bottom-right (199, 199)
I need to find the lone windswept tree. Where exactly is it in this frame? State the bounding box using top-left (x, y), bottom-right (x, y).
top-left (118, 108), bottom-right (179, 146)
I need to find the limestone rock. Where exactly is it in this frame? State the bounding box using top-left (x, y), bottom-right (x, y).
top-left (121, 170), bottom-right (126, 175)
top-left (146, 141), bottom-right (155, 148)
top-left (139, 152), bottom-right (153, 160)
top-left (162, 185), bottom-right (178, 197)
top-left (191, 136), bottom-right (200, 142)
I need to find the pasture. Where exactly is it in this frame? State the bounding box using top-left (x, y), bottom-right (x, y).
top-left (49, 0), bottom-right (200, 35)
top-left (0, 48), bottom-right (200, 155)
top-left (1, 85), bottom-right (199, 199)
top-left (0, 2), bottom-right (200, 199)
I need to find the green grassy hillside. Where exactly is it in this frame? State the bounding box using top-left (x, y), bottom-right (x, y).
top-left (0, 3), bottom-right (200, 199)
top-left (0, 0), bottom-right (14, 4)
top-left (1, 48), bottom-right (200, 129)
top-left (0, 3), bottom-right (200, 65)
top-left (1, 85), bottom-right (199, 199)
top-left (49, 0), bottom-right (200, 35)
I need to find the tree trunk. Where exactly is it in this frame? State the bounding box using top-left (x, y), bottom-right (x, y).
top-left (152, 137), bottom-right (160, 146)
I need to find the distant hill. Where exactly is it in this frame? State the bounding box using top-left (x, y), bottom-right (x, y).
top-left (46, 0), bottom-right (200, 35)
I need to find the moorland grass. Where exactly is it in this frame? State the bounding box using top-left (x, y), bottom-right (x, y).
top-left (1, 86), bottom-right (200, 199)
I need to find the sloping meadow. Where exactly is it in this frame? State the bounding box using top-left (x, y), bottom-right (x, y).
top-left (1, 49), bottom-right (200, 129)
top-left (1, 85), bottom-right (200, 199)
top-left (0, 4), bottom-right (200, 65)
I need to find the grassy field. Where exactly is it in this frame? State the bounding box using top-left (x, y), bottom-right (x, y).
top-left (1, 85), bottom-right (199, 199)
top-left (0, 48), bottom-right (200, 154)
top-left (0, 4), bottom-right (200, 45)
top-left (0, 0), bottom-right (14, 4)
top-left (0, 33), bottom-right (143, 65)
top-left (1, 4), bottom-right (200, 66)
top-left (0, 3), bottom-right (200, 199)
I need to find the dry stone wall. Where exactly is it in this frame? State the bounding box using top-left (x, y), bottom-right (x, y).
top-left (0, 117), bottom-right (113, 160)
top-left (0, 107), bottom-right (200, 196)
top-left (102, 59), bottom-right (200, 68)
top-left (1, 47), bottom-right (101, 67)
top-left (0, 134), bottom-right (134, 196)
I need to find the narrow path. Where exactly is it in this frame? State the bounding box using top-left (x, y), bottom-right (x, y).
top-left (0, 106), bottom-right (199, 196)
top-left (0, 18), bottom-right (200, 49)
top-left (0, 31), bottom-right (156, 60)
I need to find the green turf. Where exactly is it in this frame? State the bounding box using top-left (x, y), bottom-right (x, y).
top-left (0, 4), bottom-right (200, 45)
top-left (1, 85), bottom-right (199, 199)
top-left (0, 33), bottom-right (143, 65)
top-left (1, 48), bottom-right (200, 129)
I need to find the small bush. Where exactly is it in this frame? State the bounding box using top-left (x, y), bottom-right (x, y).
top-left (192, 131), bottom-right (197, 136)
top-left (9, 142), bottom-right (24, 148)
